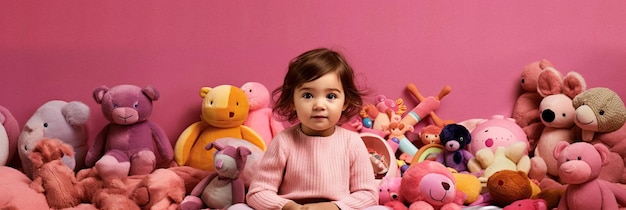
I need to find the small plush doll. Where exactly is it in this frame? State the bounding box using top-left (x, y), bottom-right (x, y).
top-left (400, 160), bottom-right (466, 210)
top-left (436, 123), bottom-right (473, 172)
top-left (378, 176), bottom-right (403, 206)
top-left (486, 170), bottom-right (540, 207)
top-left (86, 84), bottom-right (174, 180)
top-left (18, 100), bottom-right (90, 178)
top-left (179, 141), bottom-right (251, 210)
top-left (554, 141), bottom-right (626, 210)
top-left (241, 82), bottom-right (284, 145)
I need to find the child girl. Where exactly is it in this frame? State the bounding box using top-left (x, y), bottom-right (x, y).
top-left (242, 48), bottom-right (379, 210)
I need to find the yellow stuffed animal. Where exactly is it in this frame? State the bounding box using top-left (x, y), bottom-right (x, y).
top-left (174, 85), bottom-right (266, 171)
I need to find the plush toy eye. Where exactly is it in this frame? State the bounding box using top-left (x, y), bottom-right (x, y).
top-left (578, 156), bottom-right (582, 160)
top-left (459, 137), bottom-right (464, 142)
top-left (113, 103), bottom-right (119, 108)
top-left (236, 102), bottom-right (239, 106)
top-left (599, 110), bottom-right (605, 115)
top-left (210, 101), bottom-right (214, 105)
top-left (43, 123), bottom-right (48, 128)
top-left (133, 102), bottom-right (139, 109)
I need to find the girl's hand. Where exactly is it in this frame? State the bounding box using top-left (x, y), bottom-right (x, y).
top-left (301, 202), bottom-right (340, 210)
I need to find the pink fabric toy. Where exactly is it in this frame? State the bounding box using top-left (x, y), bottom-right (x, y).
top-left (573, 87), bottom-right (626, 183)
top-left (0, 166), bottom-right (49, 209)
top-left (400, 160), bottom-right (466, 210)
top-left (512, 59), bottom-right (553, 149)
top-left (86, 84), bottom-right (174, 180)
top-left (554, 141), bottom-right (626, 210)
top-left (528, 67), bottom-right (585, 182)
top-left (180, 141), bottom-right (251, 209)
top-left (379, 176), bottom-right (403, 206)
top-left (241, 82), bottom-right (284, 145)
top-left (503, 199), bottom-right (547, 210)
top-left (0, 105), bottom-right (19, 166)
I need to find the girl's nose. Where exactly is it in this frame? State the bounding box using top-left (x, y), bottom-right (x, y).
top-left (312, 99), bottom-right (325, 110)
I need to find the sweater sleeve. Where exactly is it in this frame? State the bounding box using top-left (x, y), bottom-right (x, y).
top-left (334, 131), bottom-right (380, 209)
top-left (245, 132), bottom-right (291, 209)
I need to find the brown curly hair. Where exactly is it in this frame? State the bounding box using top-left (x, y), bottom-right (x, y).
top-left (272, 48), bottom-right (365, 123)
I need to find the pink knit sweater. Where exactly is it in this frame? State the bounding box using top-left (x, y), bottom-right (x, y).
top-left (245, 125), bottom-right (379, 210)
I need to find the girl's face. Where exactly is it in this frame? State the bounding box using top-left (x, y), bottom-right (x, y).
top-left (293, 72), bottom-right (347, 136)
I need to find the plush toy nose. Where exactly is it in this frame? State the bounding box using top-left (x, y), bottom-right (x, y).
top-left (229, 112), bottom-right (234, 118)
top-left (542, 109), bottom-right (556, 123)
top-left (215, 159), bottom-right (223, 169)
top-left (441, 182), bottom-right (450, 190)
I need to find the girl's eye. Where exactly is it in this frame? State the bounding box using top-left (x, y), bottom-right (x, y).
top-left (302, 93), bottom-right (313, 99)
top-left (327, 93), bottom-right (337, 100)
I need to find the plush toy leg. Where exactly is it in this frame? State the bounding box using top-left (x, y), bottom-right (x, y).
top-left (400, 96), bottom-right (441, 127)
top-left (408, 201), bottom-right (434, 210)
top-left (95, 152), bottom-right (130, 181)
top-left (129, 150), bottom-right (156, 175)
top-left (529, 156), bottom-right (548, 181)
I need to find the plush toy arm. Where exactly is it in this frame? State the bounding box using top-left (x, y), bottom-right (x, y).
top-left (179, 196), bottom-right (204, 210)
top-left (188, 173), bottom-right (216, 197)
top-left (148, 121), bottom-right (174, 162)
top-left (85, 125), bottom-right (110, 167)
top-left (174, 121), bottom-right (209, 166)
top-left (605, 180), bottom-right (626, 207)
top-left (232, 179), bottom-right (246, 204)
top-left (29, 176), bottom-right (45, 193)
top-left (240, 125), bottom-right (266, 151)
top-left (268, 111), bottom-right (285, 138)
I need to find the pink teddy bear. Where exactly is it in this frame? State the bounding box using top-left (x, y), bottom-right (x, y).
top-left (554, 141), bottom-right (626, 210)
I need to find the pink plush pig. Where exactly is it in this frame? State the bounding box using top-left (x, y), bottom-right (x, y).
top-left (241, 82), bottom-right (284, 145)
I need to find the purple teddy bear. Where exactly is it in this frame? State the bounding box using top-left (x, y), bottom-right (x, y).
top-left (85, 84), bottom-right (173, 180)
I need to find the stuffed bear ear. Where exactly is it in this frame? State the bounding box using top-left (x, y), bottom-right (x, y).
top-left (62, 101), bottom-right (90, 127)
top-left (562, 72), bottom-right (587, 99)
top-left (553, 141), bottom-right (570, 160)
top-left (593, 143), bottom-right (610, 166)
top-left (199, 87), bottom-right (212, 98)
top-left (537, 67), bottom-right (564, 97)
top-left (93, 86), bottom-right (110, 104)
top-left (142, 85), bottom-right (160, 101)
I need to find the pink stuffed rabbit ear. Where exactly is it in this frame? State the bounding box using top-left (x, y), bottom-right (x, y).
top-left (537, 67), bottom-right (564, 97)
top-left (562, 72), bottom-right (587, 99)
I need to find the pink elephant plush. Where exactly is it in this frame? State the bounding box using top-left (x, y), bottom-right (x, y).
top-left (86, 84), bottom-right (174, 180)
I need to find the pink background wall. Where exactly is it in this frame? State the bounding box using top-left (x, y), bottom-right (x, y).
top-left (2, 1), bottom-right (626, 146)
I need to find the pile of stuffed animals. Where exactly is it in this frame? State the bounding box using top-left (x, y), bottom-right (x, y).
top-left (2, 60), bottom-right (626, 210)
